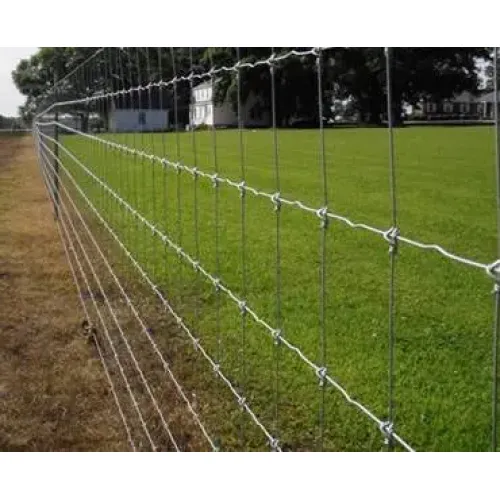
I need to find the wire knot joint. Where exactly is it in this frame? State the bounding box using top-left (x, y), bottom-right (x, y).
top-left (383, 226), bottom-right (400, 254)
top-left (316, 207), bottom-right (329, 229)
top-left (269, 437), bottom-right (280, 451)
top-left (238, 181), bottom-right (246, 198)
top-left (271, 192), bottom-right (282, 212)
top-left (273, 328), bottom-right (282, 346)
top-left (317, 366), bottom-right (327, 387)
top-left (238, 300), bottom-right (248, 316)
top-left (486, 260), bottom-right (500, 280)
top-left (211, 173), bottom-right (220, 188)
top-left (380, 420), bottom-right (394, 445)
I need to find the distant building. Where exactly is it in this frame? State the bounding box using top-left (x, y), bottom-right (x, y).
top-left (473, 90), bottom-right (500, 119)
top-left (107, 101), bottom-right (169, 133)
top-left (415, 91), bottom-right (482, 120)
top-left (38, 113), bottom-right (92, 131)
top-left (189, 80), bottom-right (270, 128)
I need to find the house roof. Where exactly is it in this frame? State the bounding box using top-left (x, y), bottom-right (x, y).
top-left (192, 77), bottom-right (222, 90)
top-left (449, 91), bottom-right (476, 102)
top-left (193, 80), bottom-right (213, 90)
top-left (422, 90), bottom-right (476, 103)
top-left (475, 90), bottom-right (500, 103)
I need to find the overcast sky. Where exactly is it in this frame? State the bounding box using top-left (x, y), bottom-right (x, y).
top-left (0, 47), bottom-right (37, 116)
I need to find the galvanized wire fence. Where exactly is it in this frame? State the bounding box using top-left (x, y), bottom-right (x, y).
top-left (32, 47), bottom-right (500, 451)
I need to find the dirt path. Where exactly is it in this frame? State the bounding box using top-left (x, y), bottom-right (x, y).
top-left (0, 135), bottom-right (127, 451)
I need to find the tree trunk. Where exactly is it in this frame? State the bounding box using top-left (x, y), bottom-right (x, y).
top-left (358, 94), bottom-right (383, 125)
top-left (80, 112), bottom-right (89, 132)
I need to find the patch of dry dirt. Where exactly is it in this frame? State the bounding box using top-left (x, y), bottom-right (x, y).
top-left (0, 135), bottom-right (128, 451)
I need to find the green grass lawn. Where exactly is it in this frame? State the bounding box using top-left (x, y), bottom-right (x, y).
top-left (57, 125), bottom-right (500, 451)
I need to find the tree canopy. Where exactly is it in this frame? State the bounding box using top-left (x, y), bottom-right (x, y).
top-left (12, 47), bottom-right (490, 126)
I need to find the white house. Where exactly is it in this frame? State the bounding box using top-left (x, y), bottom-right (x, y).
top-left (108, 107), bottom-right (170, 133)
top-left (189, 80), bottom-right (270, 128)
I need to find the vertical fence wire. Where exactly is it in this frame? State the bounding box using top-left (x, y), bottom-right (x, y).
top-left (385, 46), bottom-right (398, 451)
top-left (124, 48), bottom-right (140, 269)
top-left (316, 47), bottom-right (328, 451)
top-left (189, 47), bottom-right (201, 354)
top-left (108, 49), bottom-right (119, 265)
top-left (112, 48), bottom-right (126, 275)
top-left (135, 49), bottom-right (147, 270)
top-left (492, 46), bottom-right (500, 452)
top-left (117, 48), bottom-right (130, 265)
top-left (103, 50), bottom-right (112, 245)
top-left (145, 48), bottom-right (158, 283)
top-left (236, 46), bottom-right (248, 449)
top-left (158, 47), bottom-right (170, 296)
top-left (171, 47), bottom-right (183, 311)
top-left (270, 48), bottom-right (281, 450)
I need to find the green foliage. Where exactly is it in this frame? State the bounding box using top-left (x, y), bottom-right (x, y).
top-left (13, 47), bottom-right (490, 127)
top-left (0, 115), bottom-right (22, 129)
top-left (205, 47), bottom-right (490, 126)
top-left (59, 126), bottom-right (498, 450)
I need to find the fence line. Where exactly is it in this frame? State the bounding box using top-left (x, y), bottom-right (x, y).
top-left (36, 123), bottom-right (415, 451)
top-left (31, 46), bottom-right (500, 452)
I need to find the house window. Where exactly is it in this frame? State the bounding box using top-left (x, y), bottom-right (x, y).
top-left (460, 103), bottom-right (470, 113)
top-left (443, 102), bottom-right (453, 113)
top-left (426, 102), bottom-right (437, 113)
top-left (138, 111), bottom-right (146, 125)
top-left (207, 87), bottom-right (212, 101)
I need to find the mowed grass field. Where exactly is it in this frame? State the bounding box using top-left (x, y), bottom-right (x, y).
top-left (56, 125), bottom-right (499, 451)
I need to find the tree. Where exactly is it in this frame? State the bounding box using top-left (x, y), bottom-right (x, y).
top-left (204, 47), bottom-right (489, 127)
top-left (329, 47), bottom-right (489, 125)
top-left (12, 47), bottom-right (206, 128)
top-left (203, 47), bottom-right (328, 126)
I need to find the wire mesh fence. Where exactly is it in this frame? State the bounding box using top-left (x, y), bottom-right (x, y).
top-left (32, 47), bottom-right (500, 451)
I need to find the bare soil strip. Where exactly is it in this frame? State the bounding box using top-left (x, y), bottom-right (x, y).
top-left (0, 135), bottom-right (127, 451)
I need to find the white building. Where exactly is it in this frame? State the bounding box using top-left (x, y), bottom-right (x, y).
top-left (189, 80), bottom-right (270, 128)
top-left (108, 108), bottom-right (170, 133)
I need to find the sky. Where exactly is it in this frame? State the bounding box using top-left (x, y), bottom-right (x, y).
top-left (0, 47), bottom-right (37, 116)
